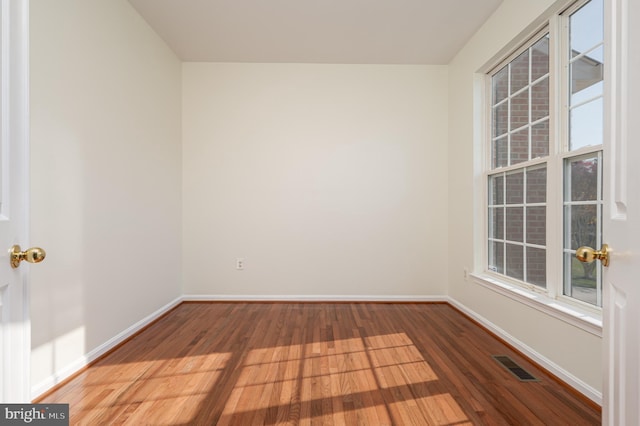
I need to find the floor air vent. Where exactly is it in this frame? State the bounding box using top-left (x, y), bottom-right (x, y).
top-left (493, 355), bottom-right (539, 382)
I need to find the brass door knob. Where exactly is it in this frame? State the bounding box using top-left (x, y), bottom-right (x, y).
top-left (10, 245), bottom-right (46, 269)
top-left (576, 244), bottom-right (609, 267)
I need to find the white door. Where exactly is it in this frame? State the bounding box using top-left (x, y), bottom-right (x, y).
top-left (0, 0), bottom-right (31, 403)
top-left (603, 0), bottom-right (640, 423)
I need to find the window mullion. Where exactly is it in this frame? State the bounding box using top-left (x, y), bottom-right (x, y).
top-left (507, 63), bottom-right (512, 166)
top-left (546, 12), bottom-right (564, 301)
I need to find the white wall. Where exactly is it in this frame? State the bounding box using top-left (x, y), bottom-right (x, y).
top-left (182, 63), bottom-right (448, 297)
top-left (29, 0), bottom-right (182, 392)
top-left (447, 0), bottom-right (602, 395)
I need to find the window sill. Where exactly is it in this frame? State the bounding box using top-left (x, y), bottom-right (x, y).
top-left (470, 273), bottom-right (603, 337)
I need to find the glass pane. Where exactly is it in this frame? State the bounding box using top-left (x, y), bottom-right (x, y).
top-left (493, 102), bottom-right (509, 138)
top-left (531, 35), bottom-right (550, 81)
top-left (572, 79), bottom-right (603, 107)
top-left (489, 241), bottom-right (504, 274)
top-left (527, 247), bottom-right (546, 288)
top-left (531, 77), bottom-right (549, 122)
top-left (571, 48), bottom-right (603, 103)
top-left (510, 127), bottom-right (529, 165)
top-left (526, 166), bottom-right (546, 203)
top-left (570, 98), bottom-right (603, 150)
top-left (505, 243), bottom-right (524, 280)
top-left (506, 207), bottom-right (524, 242)
top-left (510, 90), bottom-right (529, 131)
top-left (569, 0), bottom-right (604, 154)
top-left (526, 206), bottom-right (546, 245)
top-left (570, 0), bottom-right (604, 55)
top-left (531, 120), bottom-right (549, 159)
top-left (565, 253), bottom-right (597, 305)
top-left (570, 156), bottom-right (599, 201)
top-left (492, 136), bottom-right (508, 168)
top-left (489, 174), bottom-right (504, 205)
top-left (510, 50), bottom-right (530, 94)
top-left (489, 207), bottom-right (504, 239)
top-left (505, 171), bottom-right (524, 204)
top-left (567, 204), bottom-right (597, 250)
top-left (493, 66), bottom-right (509, 104)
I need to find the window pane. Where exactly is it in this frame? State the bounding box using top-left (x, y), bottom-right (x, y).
top-left (570, 98), bottom-right (603, 150)
top-left (510, 90), bottom-right (529, 131)
top-left (505, 243), bottom-right (524, 280)
top-left (563, 150), bottom-right (602, 307)
top-left (531, 77), bottom-right (549, 122)
top-left (489, 174), bottom-right (504, 205)
top-left (569, 0), bottom-right (604, 153)
top-left (493, 102), bottom-right (509, 138)
top-left (571, 48), bottom-right (603, 104)
top-left (489, 207), bottom-right (504, 239)
top-left (506, 207), bottom-right (524, 242)
top-left (526, 166), bottom-right (546, 203)
top-left (570, 156), bottom-right (599, 201)
top-left (493, 66), bottom-right (509, 104)
top-left (506, 171), bottom-right (524, 204)
top-left (531, 36), bottom-right (550, 81)
top-left (567, 204), bottom-right (597, 250)
top-left (526, 206), bottom-right (546, 245)
top-left (489, 241), bottom-right (504, 274)
top-left (492, 136), bottom-right (508, 168)
top-left (527, 248), bottom-right (547, 288)
top-left (531, 120), bottom-right (549, 159)
top-left (510, 127), bottom-right (529, 165)
top-left (565, 253), bottom-right (597, 305)
top-left (572, 78), bottom-right (603, 107)
top-left (510, 50), bottom-right (530, 94)
top-left (570, 0), bottom-right (604, 55)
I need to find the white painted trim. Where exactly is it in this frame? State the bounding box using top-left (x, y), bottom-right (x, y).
top-left (181, 294), bottom-right (449, 303)
top-left (6, 0), bottom-right (32, 403)
top-left (471, 273), bottom-right (603, 337)
top-left (447, 296), bottom-right (602, 405)
top-left (30, 297), bottom-right (182, 400)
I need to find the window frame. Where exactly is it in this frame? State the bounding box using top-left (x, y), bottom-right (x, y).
top-left (485, 27), bottom-right (553, 292)
top-left (473, 0), bottom-right (603, 335)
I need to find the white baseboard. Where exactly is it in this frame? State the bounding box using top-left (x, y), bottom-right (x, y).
top-left (181, 294), bottom-right (449, 302)
top-left (31, 296), bottom-right (182, 400)
top-left (446, 297), bottom-right (602, 405)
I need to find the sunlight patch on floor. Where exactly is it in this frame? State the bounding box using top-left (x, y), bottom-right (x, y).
top-left (69, 352), bottom-right (232, 424)
top-left (218, 332), bottom-right (453, 424)
top-left (389, 394), bottom-right (471, 425)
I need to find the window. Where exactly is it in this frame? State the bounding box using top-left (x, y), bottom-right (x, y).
top-left (488, 34), bottom-right (550, 288)
top-left (486, 0), bottom-right (604, 308)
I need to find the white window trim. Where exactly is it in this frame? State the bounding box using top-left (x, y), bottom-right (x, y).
top-left (471, 273), bottom-right (602, 336)
top-left (473, 0), bottom-right (603, 336)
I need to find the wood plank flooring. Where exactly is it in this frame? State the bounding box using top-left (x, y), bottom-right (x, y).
top-left (37, 303), bottom-right (601, 425)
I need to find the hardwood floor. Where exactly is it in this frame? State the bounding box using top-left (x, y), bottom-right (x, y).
top-left (37, 303), bottom-right (601, 425)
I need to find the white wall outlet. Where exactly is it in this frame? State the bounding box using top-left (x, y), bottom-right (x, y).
top-left (236, 258), bottom-right (244, 270)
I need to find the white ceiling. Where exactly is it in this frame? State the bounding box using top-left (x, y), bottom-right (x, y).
top-left (127, 0), bottom-right (503, 64)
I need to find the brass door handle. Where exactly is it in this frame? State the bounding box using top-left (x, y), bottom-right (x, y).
top-left (10, 245), bottom-right (46, 269)
top-left (576, 244), bottom-right (609, 267)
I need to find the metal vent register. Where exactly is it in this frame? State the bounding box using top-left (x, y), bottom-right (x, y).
top-left (493, 355), bottom-right (539, 382)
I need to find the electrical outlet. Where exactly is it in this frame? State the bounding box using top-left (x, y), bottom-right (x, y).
top-left (463, 268), bottom-right (468, 280)
top-left (236, 258), bottom-right (244, 270)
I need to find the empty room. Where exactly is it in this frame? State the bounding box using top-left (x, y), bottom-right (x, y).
top-left (2, 0), bottom-right (638, 424)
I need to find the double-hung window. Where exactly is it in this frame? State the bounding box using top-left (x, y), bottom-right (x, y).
top-left (486, 0), bottom-right (604, 309)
